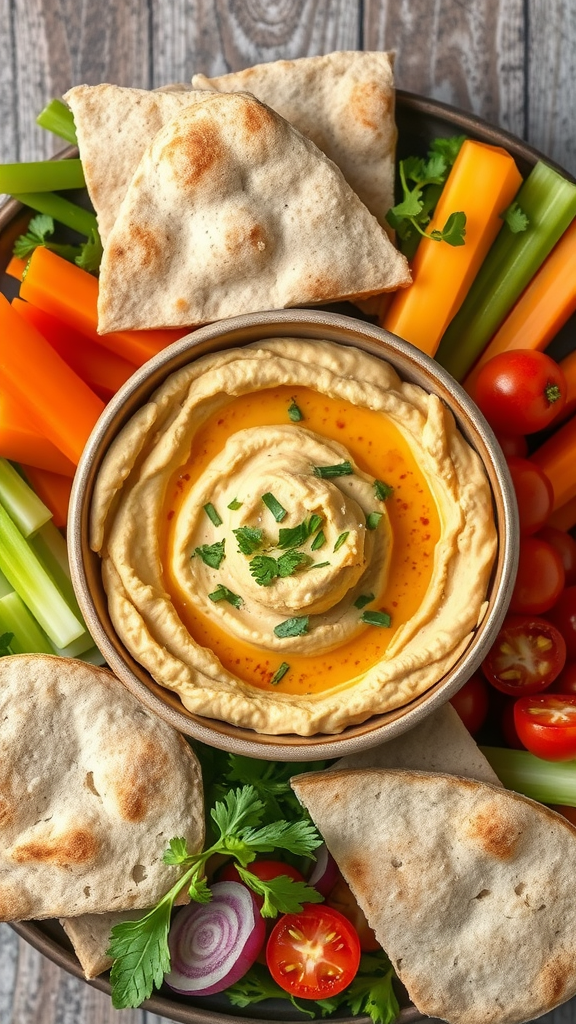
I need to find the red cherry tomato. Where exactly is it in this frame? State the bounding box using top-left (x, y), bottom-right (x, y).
top-left (449, 672), bottom-right (489, 734)
top-left (514, 694), bottom-right (576, 761)
top-left (481, 615), bottom-right (566, 695)
top-left (500, 698), bottom-right (526, 749)
top-left (555, 661), bottom-right (576, 694)
top-left (326, 876), bottom-right (380, 952)
top-left (509, 538), bottom-right (565, 615)
top-left (537, 527), bottom-right (576, 587)
top-left (266, 904), bottom-right (361, 1000)
top-left (474, 350), bottom-right (567, 434)
top-left (506, 457), bottom-right (553, 536)
top-left (495, 433), bottom-right (528, 459)
top-left (547, 587), bottom-right (576, 659)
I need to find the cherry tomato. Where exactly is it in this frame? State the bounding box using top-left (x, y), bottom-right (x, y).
top-left (547, 587), bottom-right (576, 659)
top-left (500, 698), bottom-right (526, 749)
top-left (514, 694), bottom-right (576, 761)
top-left (267, 904), bottom-right (361, 999)
top-left (481, 615), bottom-right (566, 695)
top-left (449, 672), bottom-right (489, 734)
top-left (326, 876), bottom-right (380, 952)
top-left (506, 457), bottom-right (553, 536)
top-left (509, 537), bottom-right (565, 615)
top-left (538, 528), bottom-right (576, 587)
top-left (555, 661), bottom-right (576, 694)
top-left (474, 350), bottom-right (567, 434)
top-left (495, 433), bottom-right (528, 459)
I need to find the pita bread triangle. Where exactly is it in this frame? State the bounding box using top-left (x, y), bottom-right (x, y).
top-left (193, 51), bottom-right (397, 230)
top-left (97, 91), bottom-right (410, 333)
top-left (292, 767), bottom-right (576, 1024)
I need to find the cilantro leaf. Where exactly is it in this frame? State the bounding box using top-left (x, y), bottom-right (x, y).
top-left (354, 593), bottom-right (375, 610)
top-left (193, 539), bottom-right (225, 568)
top-left (237, 866), bottom-right (324, 917)
top-left (249, 549), bottom-right (310, 586)
top-left (311, 530), bottom-right (326, 551)
top-left (501, 200), bottom-right (529, 233)
top-left (233, 526), bottom-right (263, 555)
top-left (210, 785), bottom-right (265, 839)
top-left (288, 398), bottom-right (304, 422)
top-left (374, 480), bottom-right (394, 501)
top-left (240, 818), bottom-right (323, 858)
top-left (277, 548), bottom-right (311, 576)
top-left (162, 837), bottom-right (190, 865)
top-left (108, 901), bottom-right (173, 1009)
top-left (13, 214), bottom-right (54, 257)
top-left (274, 615), bottom-right (309, 639)
top-left (221, 756), bottom-right (326, 825)
top-left (277, 514), bottom-right (323, 549)
top-left (313, 461), bottom-right (353, 478)
top-left (226, 964), bottom-right (316, 1017)
top-left (270, 661), bottom-right (290, 685)
top-left (227, 497), bottom-right (242, 510)
top-left (430, 134), bottom-right (467, 163)
top-left (366, 511), bottom-right (383, 530)
top-left (75, 229), bottom-right (103, 272)
top-left (361, 610), bottom-right (391, 628)
top-left (334, 531), bottom-right (349, 552)
top-left (430, 209), bottom-right (467, 246)
top-left (203, 502), bottom-right (222, 527)
top-left (208, 584), bottom-right (242, 608)
top-left (187, 869), bottom-right (212, 904)
top-left (262, 492), bottom-right (287, 521)
top-left (13, 215), bottom-right (103, 275)
top-left (343, 954), bottom-right (400, 1024)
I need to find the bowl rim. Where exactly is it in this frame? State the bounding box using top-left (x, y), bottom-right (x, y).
top-left (67, 307), bottom-right (519, 761)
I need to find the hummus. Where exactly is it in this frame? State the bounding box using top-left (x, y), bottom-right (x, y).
top-left (91, 339), bottom-right (497, 735)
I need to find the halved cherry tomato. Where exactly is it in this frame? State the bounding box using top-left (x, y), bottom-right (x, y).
top-left (514, 694), bottom-right (576, 761)
top-left (547, 587), bottom-right (576, 659)
top-left (449, 672), bottom-right (489, 734)
top-left (326, 876), bottom-right (380, 952)
top-left (266, 904), bottom-right (361, 1000)
top-left (555, 661), bottom-right (576, 695)
top-left (495, 433), bottom-right (528, 459)
top-left (481, 615), bottom-right (566, 695)
top-left (474, 350), bottom-right (567, 434)
top-left (509, 538), bottom-right (565, 615)
top-left (506, 457), bottom-right (553, 536)
top-left (537, 527), bottom-right (576, 587)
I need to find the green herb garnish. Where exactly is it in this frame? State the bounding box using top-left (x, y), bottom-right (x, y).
top-left (334, 531), bottom-right (349, 551)
top-left (366, 511), bottom-right (383, 530)
top-left (361, 610), bottom-right (391, 627)
top-left (270, 662), bottom-right (290, 685)
top-left (354, 593), bottom-right (375, 610)
top-left (203, 502), bottom-right (222, 527)
top-left (249, 549), bottom-right (311, 587)
top-left (309, 561), bottom-right (330, 570)
top-left (287, 398), bottom-right (304, 422)
top-left (192, 540), bottom-right (225, 569)
top-left (13, 213), bottom-right (103, 272)
top-left (313, 461), bottom-right (353, 479)
top-left (274, 615), bottom-right (309, 639)
top-left (277, 514), bottom-right (323, 549)
top-left (227, 498), bottom-right (243, 510)
top-left (501, 200), bottom-right (529, 233)
top-left (208, 584), bottom-right (242, 608)
top-left (233, 527), bottom-right (263, 555)
top-left (262, 492), bottom-right (287, 522)
top-left (311, 530), bottom-right (326, 551)
top-left (374, 480), bottom-right (394, 501)
top-left (0, 632), bottom-right (14, 656)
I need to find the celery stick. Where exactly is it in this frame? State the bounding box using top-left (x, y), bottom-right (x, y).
top-left (481, 746), bottom-right (576, 806)
top-left (0, 459), bottom-right (51, 537)
top-left (436, 162), bottom-right (576, 380)
top-left (0, 591), bottom-right (53, 654)
top-left (36, 99), bottom-right (78, 146)
top-left (0, 502), bottom-right (84, 648)
top-left (10, 192), bottom-right (97, 238)
top-left (0, 159), bottom-right (85, 193)
top-left (29, 521), bottom-right (82, 617)
top-left (0, 568), bottom-right (14, 599)
top-left (77, 646), bottom-right (106, 666)
top-left (50, 633), bottom-right (98, 658)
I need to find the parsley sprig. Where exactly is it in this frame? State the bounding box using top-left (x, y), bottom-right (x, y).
top-left (13, 213), bottom-right (103, 273)
top-left (108, 785), bottom-right (323, 1009)
top-left (250, 548), bottom-right (311, 586)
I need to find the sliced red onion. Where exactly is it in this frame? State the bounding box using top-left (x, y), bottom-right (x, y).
top-left (307, 843), bottom-right (340, 896)
top-left (165, 881), bottom-right (266, 996)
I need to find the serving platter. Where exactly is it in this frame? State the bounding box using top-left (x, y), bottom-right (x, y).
top-left (2, 88), bottom-right (575, 1024)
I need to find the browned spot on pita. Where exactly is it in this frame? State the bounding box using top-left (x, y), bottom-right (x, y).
top-left (0, 883), bottom-right (32, 920)
top-left (349, 82), bottom-right (391, 131)
top-left (0, 795), bottom-right (14, 829)
top-left (175, 297), bottom-right (188, 311)
top-left (131, 225), bottom-right (161, 268)
top-left (165, 118), bottom-right (224, 191)
top-left (225, 220), bottom-right (267, 255)
top-left (111, 735), bottom-right (171, 823)
top-left (240, 97), bottom-right (276, 138)
top-left (466, 803), bottom-right (520, 859)
top-left (11, 826), bottom-right (98, 866)
top-left (538, 951), bottom-right (573, 1005)
top-left (302, 275), bottom-right (342, 303)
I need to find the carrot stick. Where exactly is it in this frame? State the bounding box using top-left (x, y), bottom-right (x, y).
top-left (21, 465), bottom-right (72, 530)
top-left (531, 414), bottom-right (576, 511)
top-left (548, 495), bottom-right (576, 532)
top-left (0, 294), bottom-right (104, 465)
top-left (20, 247), bottom-right (189, 366)
top-left (0, 391), bottom-right (75, 477)
top-left (12, 298), bottom-right (137, 401)
top-left (558, 349), bottom-right (576, 422)
top-left (381, 140), bottom-right (522, 356)
top-left (5, 256), bottom-right (27, 282)
top-left (464, 219), bottom-right (576, 393)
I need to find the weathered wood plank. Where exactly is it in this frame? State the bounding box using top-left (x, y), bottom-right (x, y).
top-left (0, 0), bottom-right (18, 163)
top-left (526, 0), bottom-right (576, 175)
top-left (363, 0), bottom-right (525, 139)
top-left (150, 0), bottom-right (361, 86)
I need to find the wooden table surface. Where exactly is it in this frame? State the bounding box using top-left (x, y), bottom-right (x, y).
top-left (2, 1), bottom-right (576, 1022)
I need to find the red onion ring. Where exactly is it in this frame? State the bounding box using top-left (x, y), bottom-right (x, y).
top-left (165, 880), bottom-right (266, 996)
top-left (307, 843), bottom-right (340, 896)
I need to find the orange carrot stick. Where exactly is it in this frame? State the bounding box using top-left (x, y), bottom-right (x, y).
top-left (20, 248), bottom-right (189, 366)
top-left (5, 256), bottom-right (27, 281)
top-left (12, 298), bottom-right (137, 401)
top-left (548, 495), bottom-right (576, 532)
top-left (0, 294), bottom-right (104, 465)
top-left (464, 219), bottom-right (576, 393)
top-left (0, 391), bottom-right (75, 476)
top-left (558, 349), bottom-right (576, 423)
top-left (382, 140), bottom-right (522, 356)
top-left (531, 414), bottom-right (576, 511)
top-left (21, 465), bottom-right (72, 529)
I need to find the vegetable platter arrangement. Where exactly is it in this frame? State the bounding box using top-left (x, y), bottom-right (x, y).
top-left (1, 49), bottom-right (576, 1024)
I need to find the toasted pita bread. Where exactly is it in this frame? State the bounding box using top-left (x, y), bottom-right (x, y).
top-left (97, 91), bottom-right (410, 333)
top-left (0, 655), bottom-right (204, 921)
top-left (193, 51), bottom-right (397, 231)
top-left (292, 768), bottom-right (576, 1024)
top-left (64, 84), bottom-right (213, 244)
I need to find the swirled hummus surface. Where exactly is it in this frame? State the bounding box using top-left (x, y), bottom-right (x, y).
top-left (91, 339), bottom-right (497, 735)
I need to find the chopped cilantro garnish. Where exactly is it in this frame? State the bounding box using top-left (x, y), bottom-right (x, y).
top-left (366, 511), bottom-right (383, 530)
top-left (277, 514), bottom-right (323, 549)
top-left (274, 616), bottom-right (309, 639)
top-left (334, 531), bottom-right (349, 552)
top-left (361, 610), bottom-right (391, 627)
top-left (310, 530), bottom-right (326, 551)
top-left (0, 632), bottom-right (14, 656)
top-left (270, 662), bottom-right (290, 685)
top-left (309, 561), bottom-right (330, 570)
top-left (208, 584), bottom-right (242, 608)
top-left (501, 200), bottom-right (529, 233)
top-left (262, 492), bottom-right (287, 522)
top-left (233, 527), bottom-right (263, 555)
top-left (313, 461), bottom-right (353, 479)
top-left (227, 498), bottom-right (243, 510)
top-left (354, 593), bottom-right (375, 610)
top-left (192, 540), bottom-right (225, 568)
top-left (374, 480), bottom-right (394, 501)
top-left (203, 502), bottom-right (222, 527)
top-left (249, 549), bottom-right (311, 587)
top-left (287, 398), bottom-right (304, 422)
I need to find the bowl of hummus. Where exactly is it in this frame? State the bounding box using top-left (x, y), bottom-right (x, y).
top-left (68, 309), bottom-right (517, 759)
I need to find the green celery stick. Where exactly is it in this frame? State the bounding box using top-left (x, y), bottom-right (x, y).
top-left (482, 746), bottom-right (576, 806)
top-left (0, 591), bottom-right (53, 654)
top-left (75, 646), bottom-right (106, 666)
top-left (0, 459), bottom-right (51, 537)
top-left (0, 502), bottom-right (84, 648)
top-left (10, 192), bottom-right (97, 238)
top-left (0, 159), bottom-right (84, 193)
top-left (36, 99), bottom-right (77, 145)
top-left (0, 569), bottom-right (13, 599)
top-left (29, 521), bottom-right (85, 622)
top-left (436, 162), bottom-right (576, 380)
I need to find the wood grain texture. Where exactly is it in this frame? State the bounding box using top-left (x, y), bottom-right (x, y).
top-left (527, 0), bottom-right (576, 174)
